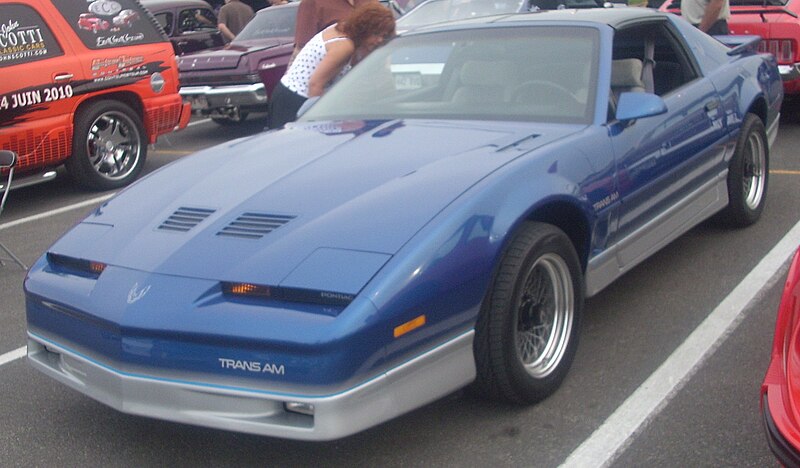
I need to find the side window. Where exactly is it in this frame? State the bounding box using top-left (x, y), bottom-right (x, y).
top-left (51, 0), bottom-right (168, 50)
top-left (0, 4), bottom-right (63, 67)
top-left (178, 8), bottom-right (218, 34)
top-left (154, 12), bottom-right (173, 36)
top-left (612, 22), bottom-right (699, 97)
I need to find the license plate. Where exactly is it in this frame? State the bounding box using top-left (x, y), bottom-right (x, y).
top-left (394, 72), bottom-right (422, 90)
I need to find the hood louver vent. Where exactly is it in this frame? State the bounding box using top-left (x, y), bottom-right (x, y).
top-left (217, 213), bottom-right (295, 239)
top-left (158, 207), bottom-right (215, 232)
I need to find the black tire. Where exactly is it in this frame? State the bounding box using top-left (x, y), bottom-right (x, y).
top-left (716, 113), bottom-right (768, 227)
top-left (66, 100), bottom-right (146, 191)
top-left (473, 222), bottom-right (584, 404)
top-left (211, 109), bottom-right (249, 125)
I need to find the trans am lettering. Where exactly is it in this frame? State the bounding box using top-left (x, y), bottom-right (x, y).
top-left (218, 358), bottom-right (285, 375)
top-left (592, 191), bottom-right (620, 211)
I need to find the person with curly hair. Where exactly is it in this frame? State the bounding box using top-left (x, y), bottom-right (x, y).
top-left (268, 3), bottom-right (395, 129)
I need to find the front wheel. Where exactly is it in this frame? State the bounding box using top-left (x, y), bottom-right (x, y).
top-left (473, 222), bottom-right (584, 404)
top-left (66, 100), bottom-right (146, 191)
top-left (716, 113), bottom-right (768, 227)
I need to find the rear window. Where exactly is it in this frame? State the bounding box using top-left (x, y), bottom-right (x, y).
top-left (52, 0), bottom-right (168, 49)
top-left (0, 3), bottom-right (64, 66)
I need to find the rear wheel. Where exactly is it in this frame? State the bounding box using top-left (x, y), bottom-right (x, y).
top-left (66, 100), bottom-right (146, 191)
top-left (473, 222), bottom-right (584, 404)
top-left (716, 113), bottom-right (768, 227)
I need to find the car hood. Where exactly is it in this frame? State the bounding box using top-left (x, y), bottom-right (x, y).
top-left (177, 38), bottom-right (289, 71)
top-left (51, 119), bottom-right (581, 289)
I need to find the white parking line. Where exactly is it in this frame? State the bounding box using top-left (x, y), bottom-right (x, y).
top-left (561, 218), bottom-right (800, 468)
top-left (0, 194), bottom-right (114, 232)
top-left (187, 118), bottom-right (211, 128)
top-left (0, 346), bottom-right (26, 367)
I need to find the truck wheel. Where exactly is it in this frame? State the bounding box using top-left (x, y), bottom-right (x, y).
top-left (66, 100), bottom-right (146, 191)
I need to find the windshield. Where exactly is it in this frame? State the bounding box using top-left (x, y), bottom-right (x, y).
top-left (397, 0), bottom-right (526, 29)
top-left (301, 26), bottom-right (599, 124)
top-left (234, 5), bottom-right (297, 42)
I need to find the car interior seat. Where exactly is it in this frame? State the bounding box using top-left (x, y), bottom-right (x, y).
top-left (611, 58), bottom-right (646, 98)
top-left (450, 60), bottom-right (518, 105)
top-left (609, 58), bottom-right (645, 117)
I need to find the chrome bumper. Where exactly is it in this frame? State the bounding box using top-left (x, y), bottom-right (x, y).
top-left (179, 83), bottom-right (268, 111)
top-left (27, 329), bottom-right (476, 441)
top-left (778, 64), bottom-right (800, 81)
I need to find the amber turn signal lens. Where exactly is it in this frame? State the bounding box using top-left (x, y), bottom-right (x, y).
top-left (394, 315), bottom-right (426, 338)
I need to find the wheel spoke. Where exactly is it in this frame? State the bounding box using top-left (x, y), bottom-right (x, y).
top-left (515, 253), bottom-right (574, 378)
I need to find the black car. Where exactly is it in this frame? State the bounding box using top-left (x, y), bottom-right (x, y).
top-left (142, 0), bottom-right (225, 55)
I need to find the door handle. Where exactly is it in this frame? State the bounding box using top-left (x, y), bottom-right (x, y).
top-left (53, 73), bottom-right (73, 82)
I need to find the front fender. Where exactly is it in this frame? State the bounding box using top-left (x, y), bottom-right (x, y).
top-left (360, 129), bottom-right (611, 372)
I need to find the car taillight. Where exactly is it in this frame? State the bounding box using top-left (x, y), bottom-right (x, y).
top-left (758, 39), bottom-right (795, 64)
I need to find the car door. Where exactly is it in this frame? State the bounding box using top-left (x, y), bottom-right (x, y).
top-left (609, 20), bottom-right (728, 269)
top-left (0, 1), bottom-right (85, 173)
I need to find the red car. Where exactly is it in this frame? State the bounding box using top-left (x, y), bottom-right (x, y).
top-left (761, 245), bottom-right (800, 465)
top-left (77, 13), bottom-right (109, 32)
top-left (661, 0), bottom-right (800, 95)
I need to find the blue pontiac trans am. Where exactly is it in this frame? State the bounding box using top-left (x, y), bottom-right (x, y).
top-left (25, 9), bottom-right (782, 440)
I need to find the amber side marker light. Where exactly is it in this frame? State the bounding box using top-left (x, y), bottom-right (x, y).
top-left (394, 315), bottom-right (426, 338)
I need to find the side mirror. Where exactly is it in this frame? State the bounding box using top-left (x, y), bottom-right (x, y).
top-left (0, 150), bottom-right (17, 169)
top-left (296, 96), bottom-right (320, 119)
top-left (615, 92), bottom-right (667, 122)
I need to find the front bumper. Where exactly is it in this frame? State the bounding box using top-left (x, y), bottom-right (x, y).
top-left (179, 83), bottom-right (268, 112)
top-left (27, 329), bottom-right (476, 440)
top-left (778, 64), bottom-right (800, 94)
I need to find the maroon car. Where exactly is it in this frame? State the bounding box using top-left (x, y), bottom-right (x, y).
top-left (142, 0), bottom-right (225, 55)
top-left (178, 2), bottom-right (297, 124)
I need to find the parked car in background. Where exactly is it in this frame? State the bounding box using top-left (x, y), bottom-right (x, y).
top-left (0, 0), bottom-right (190, 191)
top-left (177, 1), bottom-right (298, 125)
top-left (761, 245), bottom-right (800, 465)
top-left (25, 8), bottom-right (781, 440)
top-left (113, 9), bottom-right (140, 28)
top-left (142, 0), bottom-right (225, 55)
top-left (396, 0), bottom-right (532, 33)
top-left (660, 0), bottom-right (800, 96)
